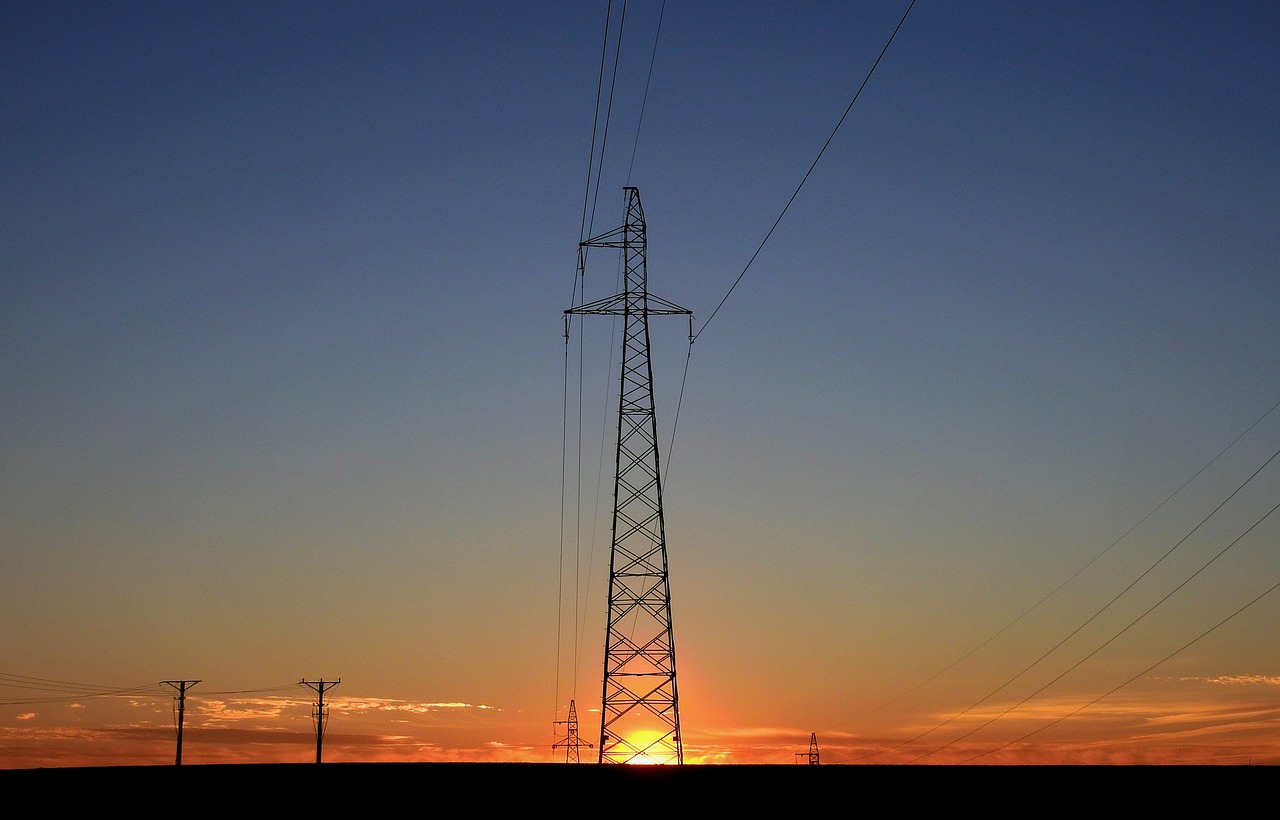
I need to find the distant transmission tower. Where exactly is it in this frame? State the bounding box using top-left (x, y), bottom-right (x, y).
top-left (553, 698), bottom-right (593, 763)
top-left (566, 187), bottom-right (691, 765)
top-left (797, 732), bottom-right (819, 765)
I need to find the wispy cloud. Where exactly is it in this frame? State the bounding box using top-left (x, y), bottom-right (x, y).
top-left (197, 697), bottom-right (299, 726)
top-left (332, 698), bottom-right (500, 715)
top-left (1197, 675), bottom-right (1280, 686)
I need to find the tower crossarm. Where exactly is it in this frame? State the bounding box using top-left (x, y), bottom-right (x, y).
top-left (566, 292), bottom-right (692, 317)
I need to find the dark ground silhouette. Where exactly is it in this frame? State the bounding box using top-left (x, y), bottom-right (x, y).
top-left (2, 761), bottom-right (1269, 809)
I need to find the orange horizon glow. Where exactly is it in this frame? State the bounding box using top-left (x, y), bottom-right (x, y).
top-left (3, 686), bottom-right (1279, 770)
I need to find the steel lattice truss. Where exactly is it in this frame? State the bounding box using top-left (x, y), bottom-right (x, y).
top-left (553, 699), bottom-right (592, 763)
top-left (566, 187), bottom-right (691, 764)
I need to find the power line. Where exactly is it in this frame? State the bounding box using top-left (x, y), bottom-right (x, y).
top-left (588, 1), bottom-right (626, 244)
top-left (625, 0), bottom-right (666, 186)
top-left (964, 571), bottom-right (1280, 762)
top-left (0, 673), bottom-right (163, 705)
top-left (663, 0), bottom-right (918, 491)
top-left (693, 0), bottom-right (918, 343)
top-left (938, 495), bottom-right (1280, 763)
top-left (889, 436), bottom-right (1280, 762)
top-left (559, 0), bottom-right (663, 739)
top-left (576, 2), bottom-right (616, 247)
top-left (0, 674), bottom-right (305, 706)
top-left (821, 396), bottom-right (1280, 745)
top-left (558, 4), bottom-right (683, 736)
top-left (194, 682), bottom-right (310, 696)
top-left (664, 0), bottom-right (919, 505)
top-left (558, 0), bottom-right (621, 732)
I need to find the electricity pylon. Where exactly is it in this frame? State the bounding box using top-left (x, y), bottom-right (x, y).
top-left (553, 698), bottom-right (593, 763)
top-left (797, 732), bottom-right (819, 765)
top-left (566, 186), bottom-right (691, 764)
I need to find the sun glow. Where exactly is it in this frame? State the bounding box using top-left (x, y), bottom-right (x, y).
top-left (623, 729), bottom-right (673, 765)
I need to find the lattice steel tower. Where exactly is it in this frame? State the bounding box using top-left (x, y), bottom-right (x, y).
top-left (553, 699), bottom-right (592, 763)
top-left (566, 187), bottom-right (691, 764)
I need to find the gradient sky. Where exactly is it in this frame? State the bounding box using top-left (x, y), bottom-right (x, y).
top-left (3, 1), bottom-right (1279, 768)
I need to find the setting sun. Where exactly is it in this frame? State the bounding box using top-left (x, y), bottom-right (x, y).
top-left (615, 729), bottom-right (678, 765)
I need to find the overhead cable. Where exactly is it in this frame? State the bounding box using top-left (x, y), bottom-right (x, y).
top-left (694, 0), bottom-right (918, 343)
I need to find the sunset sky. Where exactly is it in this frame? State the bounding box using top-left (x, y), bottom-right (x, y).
top-left (3, 1), bottom-right (1279, 768)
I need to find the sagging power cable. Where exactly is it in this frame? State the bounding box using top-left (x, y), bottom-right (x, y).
top-left (693, 0), bottom-right (918, 343)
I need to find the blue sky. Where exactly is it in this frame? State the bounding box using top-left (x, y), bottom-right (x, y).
top-left (3, 1), bottom-right (1279, 765)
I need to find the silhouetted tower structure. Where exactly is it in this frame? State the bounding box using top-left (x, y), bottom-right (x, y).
top-left (566, 187), bottom-right (691, 764)
top-left (163, 679), bottom-right (200, 766)
top-left (301, 678), bottom-right (340, 764)
top-left (797, 732), bottom-right (819, 765)
top-left (553, 698), bottom-right (593, 763)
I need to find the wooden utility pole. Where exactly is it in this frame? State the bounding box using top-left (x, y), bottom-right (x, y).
top-left (300, 678), bottom-right (340, 763)
top-left (162, 680), bottom-right (200, 765)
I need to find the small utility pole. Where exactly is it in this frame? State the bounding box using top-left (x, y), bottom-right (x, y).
top-left (300, 678), bottom-right (340, 763)
top-left (162, 680), bottom-right (200, 765)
